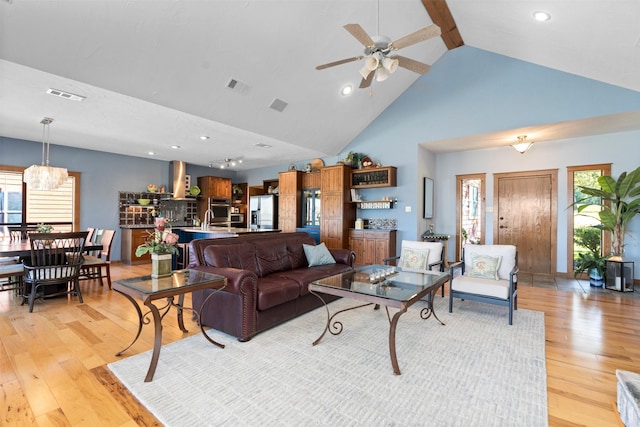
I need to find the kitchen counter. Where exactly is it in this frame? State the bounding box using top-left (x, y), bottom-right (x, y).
top-left (176, 227), bottom-right (281, 236)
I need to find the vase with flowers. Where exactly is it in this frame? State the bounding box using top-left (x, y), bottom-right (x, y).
top-left (135, 217), bottom-right (180, 278)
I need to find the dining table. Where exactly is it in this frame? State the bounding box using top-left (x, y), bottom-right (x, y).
top-left (0, 239), bottom-right (103, 258)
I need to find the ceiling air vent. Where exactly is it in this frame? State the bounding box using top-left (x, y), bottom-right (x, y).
top-left (225, 78), bottom-right (250, 94)
top-left (46, 88), bottom-right (86, 102)
top-left (269, 98), bottom-right (288, 113)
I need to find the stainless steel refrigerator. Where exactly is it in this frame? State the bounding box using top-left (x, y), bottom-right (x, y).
top-left (249, 195), bottom-right (278, 229)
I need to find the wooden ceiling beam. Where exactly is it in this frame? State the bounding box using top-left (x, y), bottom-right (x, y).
top-left (421, 0), bottom-right (464, 50)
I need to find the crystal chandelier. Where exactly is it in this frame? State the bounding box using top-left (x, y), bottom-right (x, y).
top-left (23, 117), bottom-right (68, 191)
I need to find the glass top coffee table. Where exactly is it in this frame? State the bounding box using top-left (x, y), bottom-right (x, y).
top-left (309, 265), bottom-right (449, 375)
top-left (113, 269), bottom-right (226, 382)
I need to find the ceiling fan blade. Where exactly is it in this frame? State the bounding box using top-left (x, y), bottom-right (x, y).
top-left (395, 56), bottom-right (432, 74)
top-left (343, 23), bottom-right (375, 48)
top-left (359, 70), bottom-right (375, 88)
top-left (316, 56), bottom-right (363, 70)
top-left (390, 24), bottom-right (441, 50)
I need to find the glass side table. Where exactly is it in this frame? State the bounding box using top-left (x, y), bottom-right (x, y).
top-left (605, 256), bottom-right (634, 292)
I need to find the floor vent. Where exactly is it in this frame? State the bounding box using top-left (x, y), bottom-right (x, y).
top-left (269, 98), bottom-right (288, 112)
top-left (46, 88), bottom-right (86, 102)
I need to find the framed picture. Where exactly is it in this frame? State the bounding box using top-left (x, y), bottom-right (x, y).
top-left (423, 177), bottom-right (433, 219)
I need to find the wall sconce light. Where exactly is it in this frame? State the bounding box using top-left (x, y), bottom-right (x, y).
top-left (511, 135), bottom-right (534, 154)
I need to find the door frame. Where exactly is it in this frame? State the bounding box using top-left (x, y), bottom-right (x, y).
top-left (493, 169), bottom-right (558, 276)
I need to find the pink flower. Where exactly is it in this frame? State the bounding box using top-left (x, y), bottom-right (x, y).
top-left (155, 217), bottom-right (166, 231)
top-left (162, 231), bottom-right (179, 246)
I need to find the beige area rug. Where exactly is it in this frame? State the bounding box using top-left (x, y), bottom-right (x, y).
top-left (108, 297), bottom-right (548, 426)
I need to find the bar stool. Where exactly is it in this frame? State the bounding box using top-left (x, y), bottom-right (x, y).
top-left (176, 243), bottom-right (190, 270)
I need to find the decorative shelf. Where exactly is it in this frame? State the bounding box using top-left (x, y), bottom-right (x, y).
top-left (351, 166), bottom-right (397, 188)
top-left (352, 200), bottom-right (395, 209)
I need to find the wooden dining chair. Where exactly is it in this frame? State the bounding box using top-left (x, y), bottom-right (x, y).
top-left (86, 227), bottom-right (96, 244)
top-left (80, 229), bottom-right (115, 289)
top-left (0, 261), bottom-right (24, 293)
top-left (22, 231), bottom-right (89, 312)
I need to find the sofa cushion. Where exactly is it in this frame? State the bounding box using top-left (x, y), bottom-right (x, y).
top-left (256, 276), bottom-right (300, 310)
top-left (254, 240), bottom-right (293, 277)
top-left (451, 275), bottom-right (511, 299)
top-left (467, 254), bottom-right (501, 280)
top-left (275, 263), bottom-right (353, 295)
top-left (203, 243), bottom-right (258, 272)
top-left (303, 243), bottom-right (336, 267)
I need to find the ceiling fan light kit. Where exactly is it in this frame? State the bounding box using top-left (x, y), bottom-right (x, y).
top-left (316, 21), bottom-right (441, 89)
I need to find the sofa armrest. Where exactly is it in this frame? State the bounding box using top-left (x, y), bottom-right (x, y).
top-left (329, 248), bottom-right (356, 267)
top-left (190, 265), bottom-right (258, 296)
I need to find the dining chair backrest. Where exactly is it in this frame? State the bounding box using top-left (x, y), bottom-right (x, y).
top-left (97, 229), bottom-right (115, 261)
top-left (86, 227), bottom-right (95, 244)
top-left (28, 231), bottom-right (89, 268)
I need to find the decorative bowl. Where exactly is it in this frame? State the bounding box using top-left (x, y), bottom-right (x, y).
top-left (189, 185), bottom-right (201, 196)
top-left (137, 198), bottom-right (151, 205)
top-left (147, 184), bottom-right (158, 193)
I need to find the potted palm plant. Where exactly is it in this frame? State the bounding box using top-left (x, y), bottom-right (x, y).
top-left (575, 166), bottom-right (640, 256)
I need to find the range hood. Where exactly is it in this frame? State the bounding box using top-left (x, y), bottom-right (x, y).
top-left (169, 160), bottom-right (188, 199)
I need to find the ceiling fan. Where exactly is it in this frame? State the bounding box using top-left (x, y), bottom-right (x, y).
top-left (316, 23), bottom-right (441, 88)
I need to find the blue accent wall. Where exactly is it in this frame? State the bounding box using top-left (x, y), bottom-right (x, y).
top-left (1, 46), bottom-right (639, 276)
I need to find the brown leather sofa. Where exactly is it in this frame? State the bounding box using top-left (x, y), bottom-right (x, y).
top-left (189, 232), bottom-right (355, 341)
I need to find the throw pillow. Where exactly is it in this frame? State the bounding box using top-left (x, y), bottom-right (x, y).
top-left (466, 254), bottom-right (502, 280)
top-left (303, 243), bottom-right (336, 267)
top-left (399, 247), bottom-right (430, 272)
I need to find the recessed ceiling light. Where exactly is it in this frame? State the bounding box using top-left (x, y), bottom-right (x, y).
top-left (148, 151), bottom-right (155, 155)
top-left (170, 145), bottom-right (180, 149)
top-left (341, 85), bottom-right (353, 96)
top-left (533, 11), bottom-right (551, 22)
top-left (200, 135), bottom-right (210, 140)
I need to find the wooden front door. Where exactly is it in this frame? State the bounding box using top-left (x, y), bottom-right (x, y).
top-left (493, 170), bottom-right (557, 276)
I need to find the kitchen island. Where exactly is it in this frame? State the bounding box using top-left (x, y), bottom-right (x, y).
top-left (175, 226), bottom-right (281, 240)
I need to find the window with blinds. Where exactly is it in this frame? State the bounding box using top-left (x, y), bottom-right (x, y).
top-left (0, 168), bottom-right (76, 237)
top-left (26, 177), bottom-right (75, 232)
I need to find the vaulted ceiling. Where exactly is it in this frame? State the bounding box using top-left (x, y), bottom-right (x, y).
top-left (1, 0), bottom-right (638, 170)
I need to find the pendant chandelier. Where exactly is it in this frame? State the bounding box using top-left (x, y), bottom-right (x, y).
top-left (23, 117), bottom-right (68, 191)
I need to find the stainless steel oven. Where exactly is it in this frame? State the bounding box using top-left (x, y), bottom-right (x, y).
top-left (207, 198), bottom-right (231, 224)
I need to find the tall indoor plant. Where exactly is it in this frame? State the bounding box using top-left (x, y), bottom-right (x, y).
top-left (575, 166), bottom-right (640, 256)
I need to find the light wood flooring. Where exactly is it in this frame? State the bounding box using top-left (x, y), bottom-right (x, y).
top-left (1, 263), bottom-right (638, 426)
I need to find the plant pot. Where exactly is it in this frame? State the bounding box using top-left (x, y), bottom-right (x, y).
top-left (151, 253), bottom-right (172, 278)
top-left (589, 268), bottom-right (604, 287)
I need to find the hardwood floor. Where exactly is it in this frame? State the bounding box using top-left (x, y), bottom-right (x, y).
top-left (1, 263), bottom-right (638, 426)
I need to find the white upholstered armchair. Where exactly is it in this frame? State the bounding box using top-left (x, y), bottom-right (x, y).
top-left (384, 240), bottom-right (446, 296)
top-left (448, 244), bottom-right (518, 324)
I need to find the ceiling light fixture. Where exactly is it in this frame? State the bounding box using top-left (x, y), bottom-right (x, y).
top-left (170, 145), bottom-right (180, 149)
top-left (200, 135), bottom-right (210, 140)
top-left (23, 117), bottom-right (68, 191)
top-left (533, 11), bottom-right (551, 22)
top-left (218, 158), bottom-right (243, 169)
top-left (511, 135), bottom-right (534, 154)
top-left (341, 85), bottom-right (353, 96)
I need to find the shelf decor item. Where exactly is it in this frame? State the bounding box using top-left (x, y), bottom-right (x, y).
top-left (135, 218), bottom-right (180, 278)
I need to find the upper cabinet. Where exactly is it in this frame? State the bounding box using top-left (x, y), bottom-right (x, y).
top-left (351, 166), bottom-right (397, 188)
top-left (198, 176), bottom-right (232, 199)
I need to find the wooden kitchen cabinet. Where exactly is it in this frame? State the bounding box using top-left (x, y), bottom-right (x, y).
top-left (121, 227), bottom-right (154, 265)
top-left (349, 229), bottom-right (397, 265)
top-left (320, 164), bottom-right (355, 249)
top-left (278, 170), bottom-right (303, 232)
top-left (197, 176), bottom-right (232, 199)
